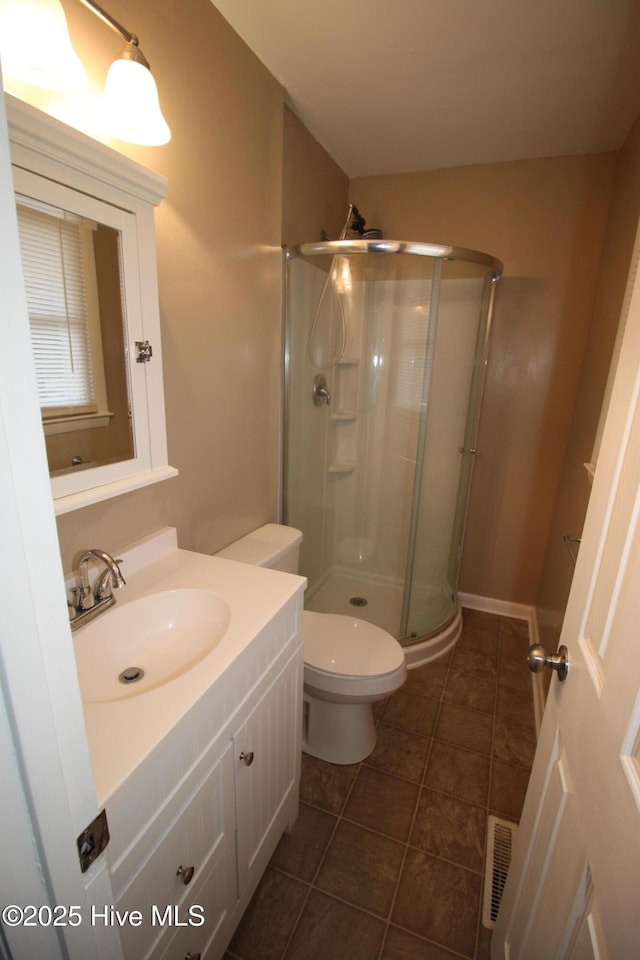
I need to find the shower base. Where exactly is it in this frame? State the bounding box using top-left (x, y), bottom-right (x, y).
top-left (305, 569), bottom-right (462, 669)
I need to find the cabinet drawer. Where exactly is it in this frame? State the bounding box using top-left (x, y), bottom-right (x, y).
top-left (148, 837), bottom-right (235, 960)
top-left (147, 840), bottom-right (234, 960)
top-left (117, 744), bottom-right (236, 960)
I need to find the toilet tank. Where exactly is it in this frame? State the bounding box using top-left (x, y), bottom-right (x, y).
top-left (214, 524), bottom-right (302, 573)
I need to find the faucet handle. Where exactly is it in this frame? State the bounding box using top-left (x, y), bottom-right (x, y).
top-left (80, 585), bottom-right (94, 610)
top-left (68, 587), bottom-right (80, 614)
top-left (69, 585), bottom-right (94, 612)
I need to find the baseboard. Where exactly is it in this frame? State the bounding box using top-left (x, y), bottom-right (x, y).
top-left (459, 592), bottom-right (545, 738)
top-left (458, 591), bottom-right (534, 623)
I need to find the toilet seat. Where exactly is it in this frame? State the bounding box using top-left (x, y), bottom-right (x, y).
top-left (302, 611), bottom-right (406, 701)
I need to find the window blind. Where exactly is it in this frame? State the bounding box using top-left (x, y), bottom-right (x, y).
top-left (16, 201), bottom-right (96, 418)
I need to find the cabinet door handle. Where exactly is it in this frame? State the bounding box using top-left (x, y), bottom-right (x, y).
top-left (176, 865), bottom-right (195, 885)
top-left (239, 750), bottom-right (255, 766)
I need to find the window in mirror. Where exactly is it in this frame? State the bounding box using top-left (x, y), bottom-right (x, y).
top-left (19, 200), bottom-right (106, 419)
top-left (16, 192), bottom-right (135, 474)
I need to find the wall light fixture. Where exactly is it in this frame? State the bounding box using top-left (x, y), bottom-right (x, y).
top-left (0, 0), bottom-right (85, 90)
top-left (78, 0), bottom-right (170, 146)
top-left (0, 0), bottom-right (171, 145)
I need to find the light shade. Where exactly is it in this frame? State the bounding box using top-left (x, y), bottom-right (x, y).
top-left (99, 52), bottom-right (171, 146)
top-left (0, 0), bottom-right (85, 89)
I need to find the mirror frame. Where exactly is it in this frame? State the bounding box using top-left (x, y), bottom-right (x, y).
top-left (6, 94), bottom-right (177, 514)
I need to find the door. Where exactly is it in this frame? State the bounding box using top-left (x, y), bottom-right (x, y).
top-left (493, 243), bottom-right (640, 957)
top-left (0, 82), bottom-right (123, 959)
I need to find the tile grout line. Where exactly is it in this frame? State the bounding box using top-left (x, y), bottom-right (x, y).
top-left (278, 757), bottom-right (364, 960)
top-left (447, 613), bottom-right (502, 959)
top-left (375, 667), bottom-right (446, 960)
top-left (474, 622), bottom-right (501, 959)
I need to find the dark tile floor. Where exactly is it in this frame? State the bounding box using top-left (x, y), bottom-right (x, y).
top-left (225, 609), bottom-right (535, 960)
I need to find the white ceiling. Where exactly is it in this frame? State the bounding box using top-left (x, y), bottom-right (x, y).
top-left (211, 0), bottom-right (640, 178)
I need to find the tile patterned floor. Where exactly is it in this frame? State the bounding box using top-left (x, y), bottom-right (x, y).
top-left (225, 609), bottom-right (535, 960)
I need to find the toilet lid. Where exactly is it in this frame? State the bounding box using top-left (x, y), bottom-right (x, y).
top-left (302, 611), bottom-right (404, 677)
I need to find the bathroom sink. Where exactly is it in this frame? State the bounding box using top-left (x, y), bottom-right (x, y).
top-left (73, 589), bottom-right (230, 703)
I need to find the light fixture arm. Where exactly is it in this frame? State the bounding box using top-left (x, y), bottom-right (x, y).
top-left (77, 0), bottom-right (149, 67)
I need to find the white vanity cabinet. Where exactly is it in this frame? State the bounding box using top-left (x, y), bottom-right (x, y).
top-left (234, 649), bottom-right (301, 893)
top-left (102, 585), bottom-right (304, 960)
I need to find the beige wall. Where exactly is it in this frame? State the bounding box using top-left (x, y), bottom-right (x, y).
top-left (351, 156), bottom-right (615, 604)
top-left (282, 106), bottom-right (349, 246)
top-left (9, 0), bottom-right (286, 570)
top-left (536, 113), bottom-right (640, 648)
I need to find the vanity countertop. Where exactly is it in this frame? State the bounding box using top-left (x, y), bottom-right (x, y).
top-left (74, 527), bottom-right (305, 806)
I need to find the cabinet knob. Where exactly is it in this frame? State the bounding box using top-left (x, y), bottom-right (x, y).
top-left (239, 750), bottom-right (255, 766)
top-left (184, 953), bottom-right (201, 960)
top-left (176, 864), bottom-right (195, 885)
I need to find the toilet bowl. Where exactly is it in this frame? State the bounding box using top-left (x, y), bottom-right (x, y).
top-left (215, 524), bottom-right (407, 764)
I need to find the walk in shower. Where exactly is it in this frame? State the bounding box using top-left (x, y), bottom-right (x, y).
top-left (283, 236), bottom-right (502, 666)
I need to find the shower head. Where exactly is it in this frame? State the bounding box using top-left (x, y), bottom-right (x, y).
top-left (346, 205), bottom-right (383, 240)
top-left (333, 203), bottom-right (383, 241)
top-left (349, 206), bottom-right (367, 235)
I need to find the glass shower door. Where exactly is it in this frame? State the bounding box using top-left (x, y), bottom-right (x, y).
top-left (403, 263), bottom-right (495, 640)
top-left (285, 250), bottom-right (438, 638)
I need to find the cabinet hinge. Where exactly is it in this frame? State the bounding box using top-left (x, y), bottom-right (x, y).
top-left (77, 808), bottom-right (110, 873)
top-left (135, 340), bottom-right (153, 363)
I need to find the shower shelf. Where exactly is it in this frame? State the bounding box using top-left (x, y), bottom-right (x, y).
top-left (331, 412), bottom-right (357, 422)
top-left (328, 463), bottom-right (355, 475)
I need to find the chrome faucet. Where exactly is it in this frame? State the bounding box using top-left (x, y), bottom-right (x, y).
top-left (312, 373), bottom-right (331, 406)
top-left (69, 549), bottom-right (126, 631)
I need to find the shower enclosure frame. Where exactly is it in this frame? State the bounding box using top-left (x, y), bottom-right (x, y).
top-left (281, 238), bottom-right (502, 667)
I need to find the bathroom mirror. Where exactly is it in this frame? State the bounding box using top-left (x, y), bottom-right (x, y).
top-left (7, 95), bottom-right (177, 514)
top-left (14, 185), bottom-right (135, 477)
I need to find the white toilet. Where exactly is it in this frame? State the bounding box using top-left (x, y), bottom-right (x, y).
top-left (215, 524), bottom-right (407, 764)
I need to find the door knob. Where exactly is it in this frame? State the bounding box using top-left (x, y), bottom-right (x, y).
top-left (527, 644), bottom-right (569, 682)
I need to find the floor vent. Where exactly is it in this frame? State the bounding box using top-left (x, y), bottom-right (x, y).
top-left (482, 815), bottom-right (518, 929)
